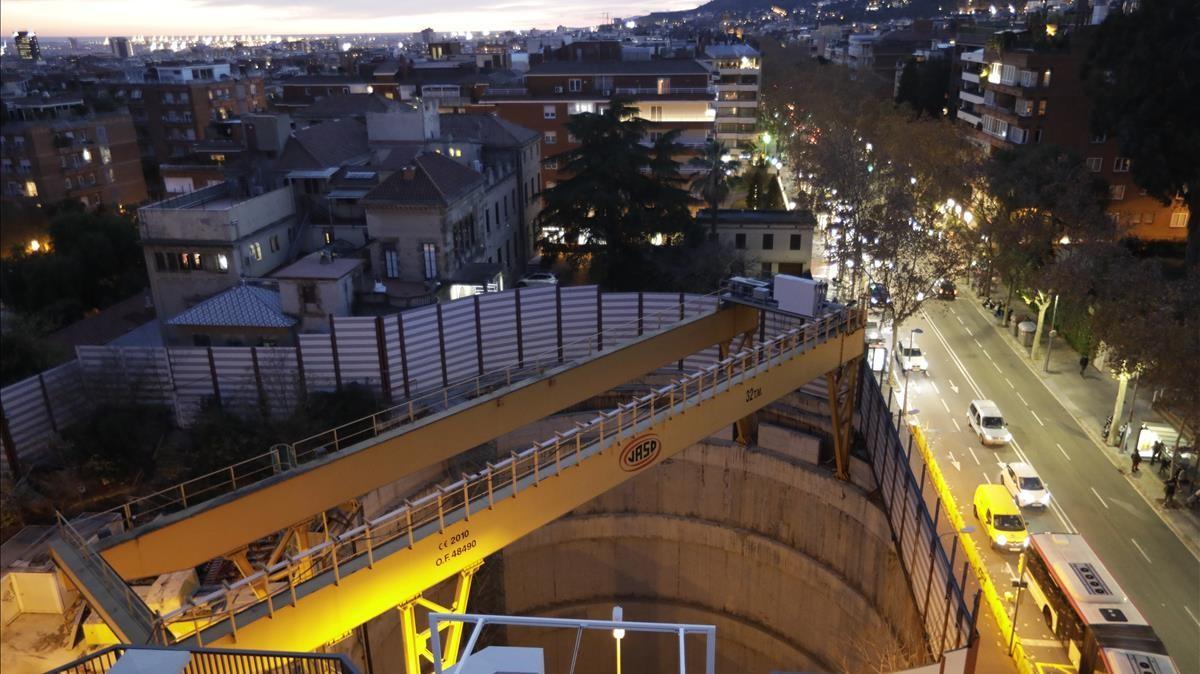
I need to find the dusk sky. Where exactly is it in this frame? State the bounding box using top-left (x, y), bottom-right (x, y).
top-left (1, 0), bottom-right (700, 37)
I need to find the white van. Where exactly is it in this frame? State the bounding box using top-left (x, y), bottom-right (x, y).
top-left (967, 399), bottom-right (1012, 446)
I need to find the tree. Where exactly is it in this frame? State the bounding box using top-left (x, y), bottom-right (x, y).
top-left (894, 59), bottom-right (920, 110)
top-left (688, 140), bottom-right (741, 240)
top-left (1082, 0), bottom-right (1200, 267)
top-left (535, 98), bottom-right (695, 287)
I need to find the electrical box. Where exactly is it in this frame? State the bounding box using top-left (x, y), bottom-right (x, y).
top-left (773, 274), bottom-right (826, 317)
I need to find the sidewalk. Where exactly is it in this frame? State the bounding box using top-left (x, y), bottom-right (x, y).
top-left (964, 284), bottom-right (1200, 558)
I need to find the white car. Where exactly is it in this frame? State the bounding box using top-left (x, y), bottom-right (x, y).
top-left (1000, 462), bottom-right (1051, 508)
top-left (517, 272), bottom-right (558, 288)
top-left (967, 399), bottom-right (1012, 446)
top-left (865, 318), bottom-right (885, 345)
top-left (895, 340), bottom-right (928, 374)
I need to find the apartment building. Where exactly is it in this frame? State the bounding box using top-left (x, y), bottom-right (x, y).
top-left (91, 67), bottom-right (268, 162)
top-left (958, 30), bottom-right (1188, 241)
top-left (702, 44), bottom-right (761, 150)
top-left (1, 103), bottom-right (147, 209)
top-left (481, 59), bottom-right (716, 189)
top-left (138, 183), bottom-right (298, 320)
top-left (275, 75), bottom-right (373, 110)
top-left (705, 208), bottom-right (816, 276)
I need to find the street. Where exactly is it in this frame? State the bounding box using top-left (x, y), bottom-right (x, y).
top-left (885, 295), bottom-right (1200, 673)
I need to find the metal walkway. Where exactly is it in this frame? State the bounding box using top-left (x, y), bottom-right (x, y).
top-left (109, 307), bottom-right (863, 652)
top-left (95, 304), bottom-right (760, 580)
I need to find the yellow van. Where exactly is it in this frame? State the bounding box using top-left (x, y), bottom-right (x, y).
top-left (972, 484), bottom-right (1029, 552)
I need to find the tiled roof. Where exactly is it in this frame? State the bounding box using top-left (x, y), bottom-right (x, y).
top-left (526, 59), bottom-right (709, 76)
top-left (167, 285), bottom-right (296, 329)
top-left (276, 118), bottom-right (370, 171)
top-left (439, 113), bottom-right (539, 147)
top-left (363, 152), bottom-right (482, 207)
top-left (294, 93), bottom-right (404, 120)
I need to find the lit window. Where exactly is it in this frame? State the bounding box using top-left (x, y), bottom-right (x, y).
top-left (543, 105), bottom-right (557, 119)
top-left (249, 242), bottom-right (263, 260)
top-left (24, 180), bottom-right (38, 197)
top-left (1169, 211), bottom-right (1187, 228)
top-left (1113, 157), bottom-right (1131, 173)
top-left (1109, 185), bottom-right (1125, 201)
top-left (216, 254), bottom-right (229, 271)
top-left (544, 131), bottom-right (557, 145)
top-left (1086, 157), bottom-right (1102, 172)
top-left (1042, 69), bottom-right (1051, 87)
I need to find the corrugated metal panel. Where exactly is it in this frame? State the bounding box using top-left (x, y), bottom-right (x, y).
top-left (477, 292), bottom-right (519, 372)
top-left (439, 297), bottom-right (479, 384)
top-left (298, 334), bottom-right (337, 392)
top-left (399, 305), bottom-right (440, 392)
top-left (332, 316), bottom-right (383, 391)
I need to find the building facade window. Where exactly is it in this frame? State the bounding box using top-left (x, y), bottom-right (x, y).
top-left (384, 249), bottom-right (399, 278)
top-left (1109, 185), bottom-right (1125, 200)
top-left (1090, 133), bottom-right (1106, 143)
top-left (789, 234), bottom-right (803, 250)
top-left (249, 242), bottom-right (263, 261)
top-left (1113, 157), bottom-right (1131, 173)
top-left (543, 105), bottom-right (557, 119)
top-left (568, 78), bottom-right (582, 92)
top-left (1086, 157), bottom-right (1103, 172)
top-left (734, 233), bottom-right (746, 249)
top-left (762, 233), bottom-right (774, 250)
top-left (1036, 99), bottom-right (1047, 116)
top-left (1169, 211), bottom-right (1188, 228)
top-left (421, 243), bottom-right (438, 279)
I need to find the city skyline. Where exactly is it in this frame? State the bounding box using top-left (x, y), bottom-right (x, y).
top-left (1, 0), bottom-right (701, 38)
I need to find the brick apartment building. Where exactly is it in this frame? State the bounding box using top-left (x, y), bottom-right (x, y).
top-left (479, 59), bottom-right (716, 190)
top-left (91, 63), bottom-right (268, 163)
top-left (1, 98), bottom-right (147, 209)
top-left (957, 30), bottom-right (1188, 242)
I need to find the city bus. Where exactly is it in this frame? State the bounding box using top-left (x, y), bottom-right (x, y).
top-left (1022, 533), bottom-right (1179, 673)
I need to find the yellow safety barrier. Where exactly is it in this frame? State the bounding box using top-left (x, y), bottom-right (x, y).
top-left (908, 422), bottom-right (1039, 674)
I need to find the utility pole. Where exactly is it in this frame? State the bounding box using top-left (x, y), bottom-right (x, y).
top-left (1042, 294), bottom-right (1059, 372)
top-left (1008, 554), bottom-right (1028, 656)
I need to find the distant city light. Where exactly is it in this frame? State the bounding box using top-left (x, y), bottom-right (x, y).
top-left (625, 20), bottom-right (637, 29)
top-left (341, 41), bottom-right (352, 52)
top-left (28, 239), bottom-right (41, 252)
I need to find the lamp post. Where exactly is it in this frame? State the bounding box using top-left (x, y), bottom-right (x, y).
top-left (901, 328), bottom-right (925, 420)
top-left (1008, 553), bottom-right (1029, 656)
top-left (1042, 294), bottom-right (1059, 372)
top-left (612, 606), bottom-right (624, 674)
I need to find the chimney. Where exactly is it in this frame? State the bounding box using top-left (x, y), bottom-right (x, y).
top-left (402, 165), bottom-right (417, 180)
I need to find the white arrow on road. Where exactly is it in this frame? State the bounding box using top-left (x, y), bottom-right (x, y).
top-left (947, 450), bottom-right (961, 471)
top-left (1003, 561), bottom-right (1019, 581)
top-left (947, 379), bottom-right (960, 394)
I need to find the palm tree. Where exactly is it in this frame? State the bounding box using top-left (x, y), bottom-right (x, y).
top-left (689, 140), bottom-right (741, 241)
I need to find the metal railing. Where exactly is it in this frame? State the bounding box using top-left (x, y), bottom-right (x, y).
top-left (105, 293), bottom-right (720, 532)
top-left (155, 306), bottom-right (862, 643)
top-left (55, 514), bottom-right (161, 643)
top-left (615, 86), bottom-right (714, 95)
top-left (47, 644), bottom-right (359, 674)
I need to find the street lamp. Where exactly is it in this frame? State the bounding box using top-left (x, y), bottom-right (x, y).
top-left (1008, 554), bottom-right (1029, 656)
top-left (901, 328), bottom-right (924, 420)
top-left (612, 606), bottom-right (625, 674)
top-left (1042, 293), bottom-right (1059, 372)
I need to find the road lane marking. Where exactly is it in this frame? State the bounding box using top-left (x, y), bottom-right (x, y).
top-left (1055, 443), bottom-right (1071, 461)
top-left (1130, 538), bottom-right (1152, 564)
top-left (956, 316), bottom-right (964, 325)
top-left (1185, 605), bottom-right (1200, 628)
top-left (931, 381), bottom-right (940, 395)
top-left (964, 327), bottom-right (972, 336)
top-left (947, 451), bottom-right (961, 471)
top-left (973, 338), bottom-right (983, 348)
top-left (982, 348), bottom-right (993, 360)
top-left (983, 473), bottom-right (992, 484)
top-left (940, 398), bottom-right (951, 413)
top-left (1090, 487), bottom-right (1109, 509)
top-left (1005, 377), bottom-right (1014, 389)
top-left (1031, 411), bottom-right (1045, 426)
top-left (992, 361), bottom-right (1004, 373)
top-left (1017, 392), bottom-right (1029, 406)
top-left (968, 447), bottom-right (981, 465)
top-left (952, 418), bottom-right (962, 432)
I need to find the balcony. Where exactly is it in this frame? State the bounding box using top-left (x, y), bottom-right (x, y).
top-left (956, 109), bottom-right (982, 127)
top-left (961, 48), bottom-right (985, 64)
top-left (485, 87), bottom-right (527, 96)
top-left (614, 86), bottom-right (714, 96)
top-left (959, 90), bottom-right (985, 105)
top-left (961, 71), bottom-right (980, 84)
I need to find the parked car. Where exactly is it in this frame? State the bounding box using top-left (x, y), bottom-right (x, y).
top-left (895, 340), bottom-right (928, 374)
top-left (967, 399), bottom-right (1012, 446)
top-left (1000, 462), bottom-right (1051, 508)
top-left (973, 484), bottom-right (1030, 552)
top-left (517, 272), bottom-right (558, 288)
top-left (933, 279), bottom-right (957, 300)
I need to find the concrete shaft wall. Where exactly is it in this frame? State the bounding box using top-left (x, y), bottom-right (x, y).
top-left (501, 435), bottom-right (926, 673)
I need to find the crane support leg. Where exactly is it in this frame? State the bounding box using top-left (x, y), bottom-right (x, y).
top-left (826, 357), bottom-right (860, 481)
top-left (399, 561), bottom-right (484, 674)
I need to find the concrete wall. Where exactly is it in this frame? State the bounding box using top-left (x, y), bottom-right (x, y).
top-left (499, 432), bottom-right (926, 674)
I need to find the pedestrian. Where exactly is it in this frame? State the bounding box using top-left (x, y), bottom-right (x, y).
top-left (1164, 476), bottom-right (1177, 507)
top-left (1130, 448), bottom-right (1141, 474)
top-left (1150, 440), bottom-right (1165, 466)
top-left (1079, 355), bottom-right (1090, 377)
